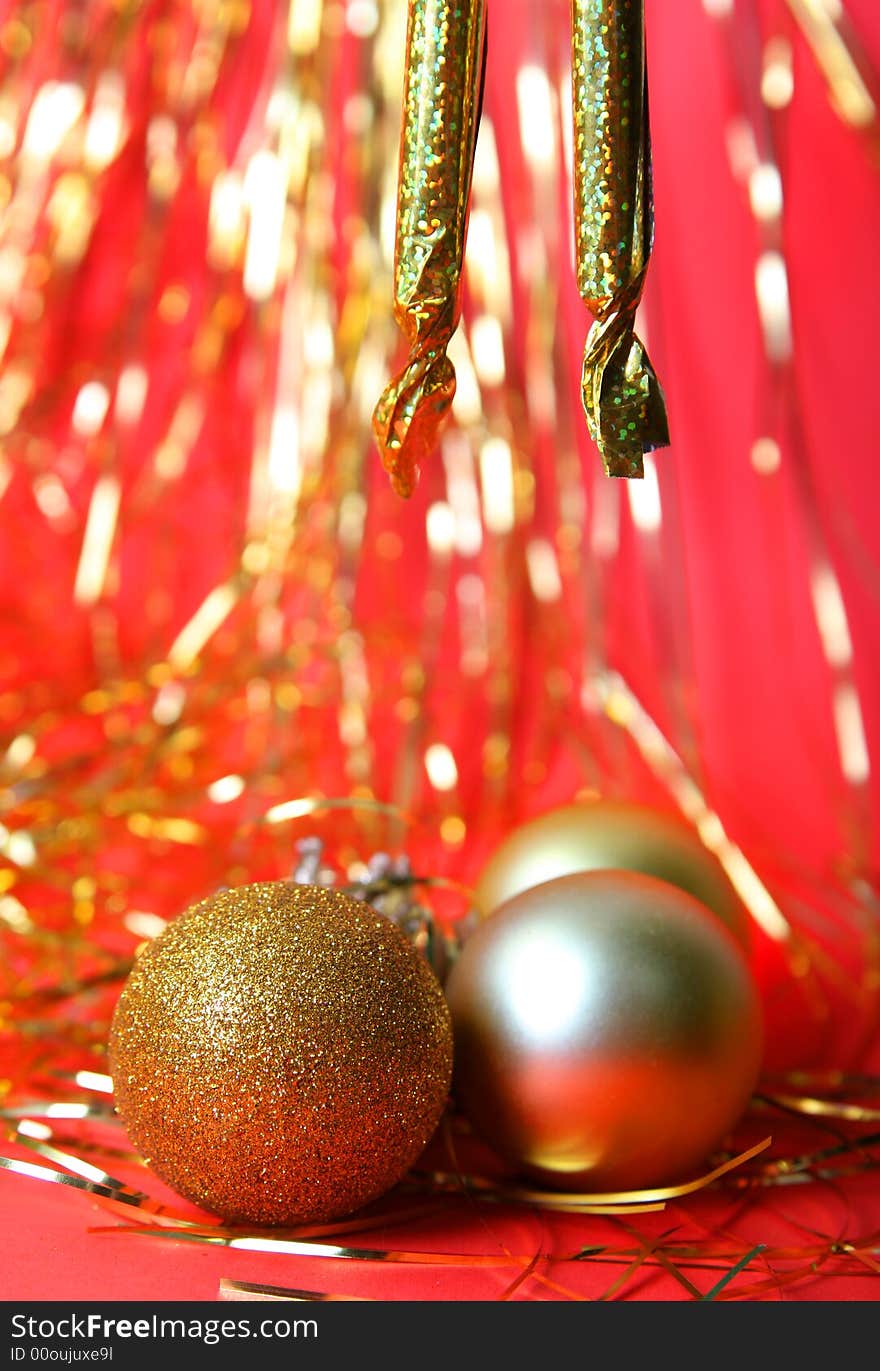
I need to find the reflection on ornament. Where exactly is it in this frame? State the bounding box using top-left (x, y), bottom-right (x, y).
top-left (109, 881), bottom-right (453, 1226)
top-left (446, 871), bottom-right (762, 1190)
top-left (474, 799), bottom-right (749, 945)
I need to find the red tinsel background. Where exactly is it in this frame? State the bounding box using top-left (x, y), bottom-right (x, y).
top-left (1, 0), bottom-right (879, 1300)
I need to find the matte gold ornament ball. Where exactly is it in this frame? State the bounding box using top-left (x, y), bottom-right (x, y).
top-left (474, 799), bottom-right (749, 946)
top-left (108, 882), bottom-right (453, 1225)
top-left (446, 871), bottom-right (763, 1191)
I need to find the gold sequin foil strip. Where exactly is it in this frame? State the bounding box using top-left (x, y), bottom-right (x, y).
top-left (373, 0), bottom-right (487, 497)
top-left (571, 0), bottom-right (669, 477)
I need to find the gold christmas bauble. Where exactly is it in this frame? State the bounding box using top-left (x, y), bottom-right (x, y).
top-left (475, 799), bottom-right (749, 945)
top-left (446, 871), bottom-right (762, 1191)
top-left (108, 881), bottom-right (453, 1226)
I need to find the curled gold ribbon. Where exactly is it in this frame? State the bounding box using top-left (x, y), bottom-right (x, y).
top-left (572, 0), bottom-right (669, 477)
top-left (373, 0), bottom-right (487, 497)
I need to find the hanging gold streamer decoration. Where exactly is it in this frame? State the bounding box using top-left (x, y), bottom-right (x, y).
top-left (571, 0), bottom-right (669, 477)
top-left (373, 0), bottom-right (487, 497)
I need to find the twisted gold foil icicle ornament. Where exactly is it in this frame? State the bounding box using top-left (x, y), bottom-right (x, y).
top-left (373, 0), bottom-right (487, 497)
top-left (572, 0), bottom-right (669, 477)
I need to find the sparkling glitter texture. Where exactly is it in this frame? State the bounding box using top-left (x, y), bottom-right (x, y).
top-left (373, 0), bottom-right (487, 497)
top-left (572, 0), bottom-right (669, 477)
top-left (108, 882), bottom-right (453, 1226)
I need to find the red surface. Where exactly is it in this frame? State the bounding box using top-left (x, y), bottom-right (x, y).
top-left (3, 1124), bottom-right (880, 1302)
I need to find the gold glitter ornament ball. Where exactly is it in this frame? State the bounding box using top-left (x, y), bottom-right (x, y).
top-left (108, 882), bottom-right (453, 1226)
